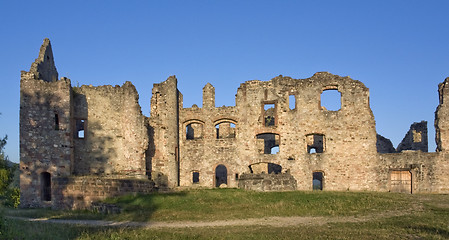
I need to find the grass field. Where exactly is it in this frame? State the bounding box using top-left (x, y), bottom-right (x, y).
top-left (2, 189), bottom-right (449, 239)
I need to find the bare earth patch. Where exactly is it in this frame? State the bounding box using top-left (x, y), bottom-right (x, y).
top-left (6, 210), bottom-right (411, 229)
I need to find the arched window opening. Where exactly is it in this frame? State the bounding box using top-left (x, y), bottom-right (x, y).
top-left (41, 172), bottom-right (51, 201)
top-left (215, 164), bottom-right (227, 187)
top-left (186, 122), bottom-right (203, 140)
top-left (263, 103), bottom-right (276, 126)
top-left (313, 172), bottom-right (323, 190)
top-left (321, 89), bottom-right (341, 111)
top-left (256, 133), bottom-right (280, 154)
top-left (215, 122), bottom-right (236, 139)
top-left (306, 134), bottom-right (325, 153)
top-left (192, 171), bottom-right (200, 184)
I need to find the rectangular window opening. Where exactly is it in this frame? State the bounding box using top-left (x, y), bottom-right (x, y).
top-left (75, 119), bottom-right (86, 139)
top-left (264, 103), bottom-right (276, 126)
top-left (193, 172), bottom-right (200, 183)
top-left (289, 95), bottom-right (296, 110)
top-left (54, 113), bottom-right (59, 130)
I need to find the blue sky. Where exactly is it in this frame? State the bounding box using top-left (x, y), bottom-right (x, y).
top-left (1, 1), bottom-right (448, 163)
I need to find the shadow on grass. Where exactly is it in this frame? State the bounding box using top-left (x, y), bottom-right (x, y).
top-left (104, 191), bottom-right (188, 222)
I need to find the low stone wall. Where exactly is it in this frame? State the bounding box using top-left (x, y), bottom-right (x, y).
top-left (52, 176), bottom-right (155, 209)
top-left (238, 173), bottom-right (297, 191)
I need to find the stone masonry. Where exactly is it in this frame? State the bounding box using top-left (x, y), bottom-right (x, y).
top-left (20, 39), bottom-right (449, 209)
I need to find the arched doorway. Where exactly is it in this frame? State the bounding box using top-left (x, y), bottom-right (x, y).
top-left (215, 164), bottom-right (227, 187)
top-left (40, 172), bottom-right (51, 201)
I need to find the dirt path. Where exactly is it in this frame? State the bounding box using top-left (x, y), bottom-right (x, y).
top-left (6, 210), bottom-right (412, 229)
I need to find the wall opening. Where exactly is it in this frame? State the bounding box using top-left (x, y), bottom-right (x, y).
top-left (263, 103), bottom-right (276, 126)
top-left (270, 146), bottom-right (279, 154)
top-left (313, 172), bottom-right (323, 190)
top-left (192, 171), bottom-right (200, 184)
top-left (54, 113), bottom-right (59, 130)
top-left (215, 122), bottom-right (236, 139)
top-left (306, 134), bottom-right (325, 153)
top-left (390, 170), bottom-right (412, 194)
top-left (321, 89), bottom-right (341, 111)
top-left (215, 164), bottom-right (227, 187)
top-left (75, 119), bottom-right (85, 139)
top-left (235, 173), bottom-right (239, 180)
top-left (256, 133), bottom-right (280, 154)
top-left (289, 95), bottom-right (296, 110)
top-left (40, 172), bottom-right (51, 201)
top-left (268, 163), bottom-right (282, 174)
top-left (186, 122), bottom-right (203, 140)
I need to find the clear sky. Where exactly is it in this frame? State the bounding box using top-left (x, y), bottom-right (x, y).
top-left (1, 1), bottom-right (448, 163)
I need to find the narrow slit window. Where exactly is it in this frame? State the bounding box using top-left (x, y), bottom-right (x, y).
top-left (54, 113), bottom-right (59, 130)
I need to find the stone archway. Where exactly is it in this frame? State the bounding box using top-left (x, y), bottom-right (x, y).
top-left (215, 164), bottom-right (227, 187)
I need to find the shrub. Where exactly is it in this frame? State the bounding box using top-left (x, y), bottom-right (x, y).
top-left (4, 188), bottom-right (20, 208)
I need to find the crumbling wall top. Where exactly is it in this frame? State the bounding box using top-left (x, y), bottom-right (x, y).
top-left (29, 38), bottom-right (58, 82)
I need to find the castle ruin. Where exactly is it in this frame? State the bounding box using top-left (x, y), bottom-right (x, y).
top-left (20, 39), bottom-right (449, 209)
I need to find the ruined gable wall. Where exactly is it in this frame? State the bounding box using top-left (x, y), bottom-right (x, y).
top-left (396, 121), bottom-right (428, 152)
top-left (72, 82), bottom-right (148, 178)
top-left (179, 83), bottom-right (241, 187)
top-left (235, 73), bottom-right (379, 191)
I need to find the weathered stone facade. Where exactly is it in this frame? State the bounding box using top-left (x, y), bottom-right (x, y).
top-left (20, 39), bottom-right (449, 208)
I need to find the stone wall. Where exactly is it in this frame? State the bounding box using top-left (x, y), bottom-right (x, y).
top-left (170, 73), bottom-right (380, 191)
top-left (19, 39), bottom-right (449, 210)
top-left (72, 82), bottom-right (148, 177)
top-left (238, 172), bottom-right (297, 191)
top-left (52, 176), bottom-right (155, 209)
top-left (19, 39), bottom-right (73, 208)
top-left (396, 121), bottom-right (428, 152)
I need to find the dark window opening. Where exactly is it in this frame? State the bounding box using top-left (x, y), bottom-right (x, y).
top-left (216, 122), bottom-right (236, 139)
top-left (306, 134), bottom-right (325, 153)
top-left (313, 172), bottom-right (323, 190)
top-left (215, 164), bottom-right (227, 187)
top-left (41, 172), bottom-right (51, 201)
top-left (288, 156), bottom-right (295, 161)
top-left (235, 173), bottom-right (239, 180)
top-left (321, 89), bottom-right (341, 111)
top-left (186, 123), bottom-right (203, 140)
top-left (289, 95), bottom-right (296, 110)
top-left (54, 113), bottom-right (59, 130)
top-left (192, 172), bottom-right (200, 183)
top-left (248, 162), bottom-right (282, 174)
top-left (75, 119), bottom-right (86, 139)
top-left (268, 163), bottom-right (282, 174)
top-left (264, 103), bottom-right (276, 126)
top-left (256, 133), bottom-right (280, 154)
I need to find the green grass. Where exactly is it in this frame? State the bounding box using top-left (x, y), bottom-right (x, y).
top-left (2, 189), bottom-right (449, 239)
